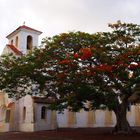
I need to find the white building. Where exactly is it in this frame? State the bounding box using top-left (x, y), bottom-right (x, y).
top-left (1, 92), bottom-right (140, 132)
top-left (0, 93), bottom-right (57, 132)
top-left (2, 24), bottom-right (42, 55)
top-left (0, 25), bottom-right (140, 132)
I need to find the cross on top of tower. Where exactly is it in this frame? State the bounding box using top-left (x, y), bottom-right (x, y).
top-left (23, 21), bottom-right (26, 26)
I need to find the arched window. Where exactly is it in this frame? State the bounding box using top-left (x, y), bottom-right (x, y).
top-left (15, 36), bottom-right (18, 47)
top-left (5, 110), bottom-right (11, 123)
top-left (27, 35), bottom-right (33, 51)
top-left (23, 107), bottom-right (26, 122)
top-left (11, 40), bottom-right (13, 45)
top-left (41, 106), bottom-right (47, 119)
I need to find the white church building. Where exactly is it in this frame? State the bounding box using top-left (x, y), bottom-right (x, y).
top-left (0, 25), bottom-right (140, 132)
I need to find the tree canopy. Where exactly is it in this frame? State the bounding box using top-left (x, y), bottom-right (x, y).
top-left (1, 21), bottom-right (140, 133)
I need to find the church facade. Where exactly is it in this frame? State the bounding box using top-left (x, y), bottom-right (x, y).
top-left (0, 25), bottom-right (140, 132)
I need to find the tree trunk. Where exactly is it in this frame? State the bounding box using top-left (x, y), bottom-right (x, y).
top-left (112, 101), bottom-right (135, 134)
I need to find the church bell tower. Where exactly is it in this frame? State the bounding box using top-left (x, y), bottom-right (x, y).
top-left (5, 24), bottom-right (42, 55)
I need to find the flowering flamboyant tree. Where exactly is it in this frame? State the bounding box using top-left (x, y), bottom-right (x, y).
top-left (1, 21), bottom-right (140, 134)
top-left (42, 21), bottom-right (140, 134)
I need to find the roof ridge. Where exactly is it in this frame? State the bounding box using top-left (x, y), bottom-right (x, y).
top-left (6, 25), bottom-right (42, 38)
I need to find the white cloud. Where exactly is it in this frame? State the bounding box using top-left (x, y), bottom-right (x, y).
top-left (0, 0), bottom-right (140, 53)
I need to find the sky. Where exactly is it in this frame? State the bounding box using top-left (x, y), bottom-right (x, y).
top-left (0, 0), bottom-right (140, 54)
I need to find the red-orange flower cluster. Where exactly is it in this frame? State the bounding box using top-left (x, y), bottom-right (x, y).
top-left (95, 64), bottom-right (113, 72)
top-left (80, 48), bottom-right (92, 60)
top-left (59, 59), bottom-right (72, 65)
top-left (73, 47), bottom-right (93, 60)
top-left (74, 53), bottom-right (79, 59)
top-left (57, 73), bottom-right (66, 78)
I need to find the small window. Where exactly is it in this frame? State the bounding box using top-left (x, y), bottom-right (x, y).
top-left (5, 110), bottom-right (11, 123)
top-left (41, 106), bottom-right (47, 119)
top-left (23, 107), bottom-right (26, 121)
top-left (11, 40), bottom-right (13, 45)
top-left (16, 36), bottom-right (18, 47)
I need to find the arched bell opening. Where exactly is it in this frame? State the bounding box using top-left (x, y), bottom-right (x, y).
top-left (27, 35), bottom-right (33, 51)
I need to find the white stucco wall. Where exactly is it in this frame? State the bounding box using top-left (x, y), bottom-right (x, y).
top-left (14, 95), bottom-right (34, 132)
top-left (76, 110), bottom-right (88, 127)
top-left (7, 28), bottom-right (40, 55)
top-left (111, 111), bottom-right (116, 126)
top-left (0, 92), bottom-right (13, 132)
top-left (56, 107), bottom-right (140, 128)
top-left (19, 30), bottom-right (39, 54)
top-left (57, 110), bottom-right (69, 127)
top-left (57, 110), bottom-right (113, 128)
top-left (1, 93), bottom-right (140, 132)
top-left (127, 105), bottom-right (135, 126)
top-left (34, 103), bottom-right (57, 131)
top-left (95, 110), bottom-right (105, 127)
top-left (2, 46), bottom-right (14, 55)
top-left (0, 107), bottom-right (7, 132)
top-left (8, 32), bottom-right (21, 49)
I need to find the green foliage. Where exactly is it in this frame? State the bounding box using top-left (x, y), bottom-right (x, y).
top-left (1, 21), bottom-right (140, 112)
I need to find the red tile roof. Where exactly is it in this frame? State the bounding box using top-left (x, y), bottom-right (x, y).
top-left (33, 96), bottom-right (57, 104)
top-left (6, 25), bottom-right (42, 38)
top-left (7, 102), bottom-right (15, 108)
top-left (7, 44), bottom-right (23, 56)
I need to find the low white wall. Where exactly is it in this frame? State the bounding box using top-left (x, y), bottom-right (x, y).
top-left (57, 110), bottom-right (68, 128)
top-left (76, 110), bottom-right (88, 127)
top-left (94, 110), bottom-right (105, 127)
top-left (1, 93), bottom-right (139, 132)
top-left (127, 105), bottom-right (135, 126)
top-left (34, 103), bottom-right (57, 131)
top-left (57, 107), bottom-right (138, 128)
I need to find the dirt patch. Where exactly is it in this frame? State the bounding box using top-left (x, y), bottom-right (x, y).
top-left (0, 127), bottom-right (140, 140)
